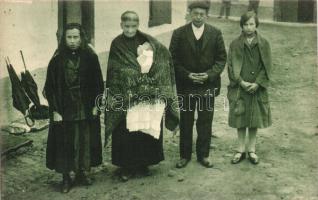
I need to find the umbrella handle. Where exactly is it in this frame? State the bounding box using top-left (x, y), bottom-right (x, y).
top-left (20, 50), bottom-right (27, 71)
top-left (25, 109), bottom-right (35, 127)
top-left (25, 115), bottom-right (35, 127)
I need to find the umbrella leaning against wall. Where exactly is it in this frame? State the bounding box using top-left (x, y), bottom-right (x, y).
top-left (5, 56), bottom-right (34, 127)
top-left (19, 50), bottom-right (49, 120)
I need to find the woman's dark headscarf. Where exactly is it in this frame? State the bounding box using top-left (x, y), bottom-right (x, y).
top-left (58, 23), bottom-right (89, 53)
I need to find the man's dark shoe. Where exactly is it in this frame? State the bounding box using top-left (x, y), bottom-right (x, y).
top-left (198, 157), bottom-right (213, 168)
top-left (176, 158), bottom-right (190, 168)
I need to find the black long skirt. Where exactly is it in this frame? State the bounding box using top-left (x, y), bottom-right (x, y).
top-left (111, 120), bottom-right (164, 168)
top-left (46, 119), bottom-right (102, 174)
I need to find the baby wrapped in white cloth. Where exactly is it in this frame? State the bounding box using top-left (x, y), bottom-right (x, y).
top-left (126, 42), bottom-right (165, 139)
top-left (137, 42), bottom-right (153, 74)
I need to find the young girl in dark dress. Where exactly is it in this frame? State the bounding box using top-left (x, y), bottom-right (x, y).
top-left (227, 12), bottom-right (272, 165)
top-left (44, 23), bottom-right (104, 193)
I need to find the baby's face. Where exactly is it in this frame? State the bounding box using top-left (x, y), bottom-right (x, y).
top-left (143, 42), bottom-right (152, 50)
top-left (137, 42), bottom-right (152, 56)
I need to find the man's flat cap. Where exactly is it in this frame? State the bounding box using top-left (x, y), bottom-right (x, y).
top-left (188, 1), bottom-right (211, 10)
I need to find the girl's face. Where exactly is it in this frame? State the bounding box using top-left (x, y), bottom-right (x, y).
top-left (65, 28), bottom-right (81, 50)
top-left (242, 17), bottom-right (257, 36)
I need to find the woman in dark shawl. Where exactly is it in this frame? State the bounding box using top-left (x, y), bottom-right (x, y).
top-left (44, 23), bottom-right (104, 193)
top-left (105, 11), bottom-right (179, 181)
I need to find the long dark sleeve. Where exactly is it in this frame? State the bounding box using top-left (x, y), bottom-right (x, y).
top-left (92, 53), bottom-right (104, 95)
top-left (227, 44), bottom-right (243, 87)
top-left (169, 30), bottom-right (191, 81)
top-left (87, 53), bottom-right (104, 111)
top-left (255, 68), bottom-right (269, 88)
top-left (206, 30), bottom-right (227, 81)
top-left (257, 39), bottom-right (272, 86)
top-left (43, 59), bottom-right (60, 114)
top-left (106, 41), bottom-right (123, 95)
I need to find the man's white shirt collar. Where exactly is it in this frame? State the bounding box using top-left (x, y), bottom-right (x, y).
top-left (192, 23), bottom-right (205, 40)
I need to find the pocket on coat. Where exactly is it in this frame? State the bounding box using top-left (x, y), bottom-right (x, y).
top-left (257, 90), bottom-right (269, 103)
top-left (227, 85), bottom-right (239, 101)
top-left (257, 101), bottom-right (269, 117)
top-left (234, 98), bottom-right (245, 115)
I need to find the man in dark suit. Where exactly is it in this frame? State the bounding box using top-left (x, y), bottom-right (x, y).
top-left (169, 1), bottom-right (227, 168)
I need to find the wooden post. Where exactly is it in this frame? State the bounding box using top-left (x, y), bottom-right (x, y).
top-left (149, 0), bottom-right (172, 27)
top-left (57, 0), bottom-right (95, 45)
top-left (273, 0), bottom-right (298, 22)
top-left (82, 0), bottom-right (95, 45)
top-left (57, 0), bottom-right (65, 44)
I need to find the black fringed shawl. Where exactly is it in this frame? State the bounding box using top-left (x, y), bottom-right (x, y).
top-left (105, 31), bottom-right (180, 142)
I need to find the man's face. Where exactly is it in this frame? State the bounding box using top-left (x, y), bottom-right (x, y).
top-left (121, 20), bottom-right (139, 38)
top-left (65, 28), bottom-right (81, 50)
top-left (190, 8), bottom-right (207, 28)
top-left (242, 17), bottom-right (257, 36)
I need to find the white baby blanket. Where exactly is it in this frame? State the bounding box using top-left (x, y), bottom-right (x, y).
top-left (126, 102), bottom-right (165, 139)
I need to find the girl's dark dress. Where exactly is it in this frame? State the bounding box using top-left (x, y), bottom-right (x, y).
top-left (45, 48), bottom-right (104, 173)
top-left (228, 35), bottom-right (272, 129)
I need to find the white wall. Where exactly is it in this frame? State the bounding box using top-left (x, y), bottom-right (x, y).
top-left (0, 0), bottom-right (187, 77)
top-left (0, 0), bottom-right (58, 78)
top-left (95, 0), bottom-right (150, 52)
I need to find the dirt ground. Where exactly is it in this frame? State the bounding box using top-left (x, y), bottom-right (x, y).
top-left (1, 18), bottom-right (318, 200)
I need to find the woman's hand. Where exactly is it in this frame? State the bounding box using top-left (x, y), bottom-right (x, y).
top-left (240, 80), bottom-right (252, 91)
top-left (92, 106), bottom-right (99, 116)
top-left (247, 83), bottom-right (259, 94)
top-left (172, 125), bottom-right (180, 135)
top-left (53, 111), bottom-right (63, 122)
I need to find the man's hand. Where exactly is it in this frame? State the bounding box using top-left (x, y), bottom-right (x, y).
top-left (188, 73), bottom-right (209, 84)
top-left (53, 111), bottom-right (62, 122)
top-left (194, 73), bottom-right (209, 82)
top-left (247, 83), bottom-right (259, 94)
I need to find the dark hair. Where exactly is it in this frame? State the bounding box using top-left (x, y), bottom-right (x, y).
top-left (121, 11), bottom-right (139, 22)
top-left (58, 23), bottom-right (89, 52)
top-left (240, 11), bottom-right (259, 28)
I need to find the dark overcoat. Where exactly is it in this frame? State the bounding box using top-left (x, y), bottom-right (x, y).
top-left (227, 33), bottom-right (272, 128)
top-left (169, 23), bottom-right (227, 96)
top-left (44, 48), bottom-right (104, 173)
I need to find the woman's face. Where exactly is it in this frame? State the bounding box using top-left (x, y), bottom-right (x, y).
top-left (121, 20), bottom-right (139, 38)
top-left (242, 17), bottom-right (257, 36)
top-left (65, 28), bottom-right (81, 50)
